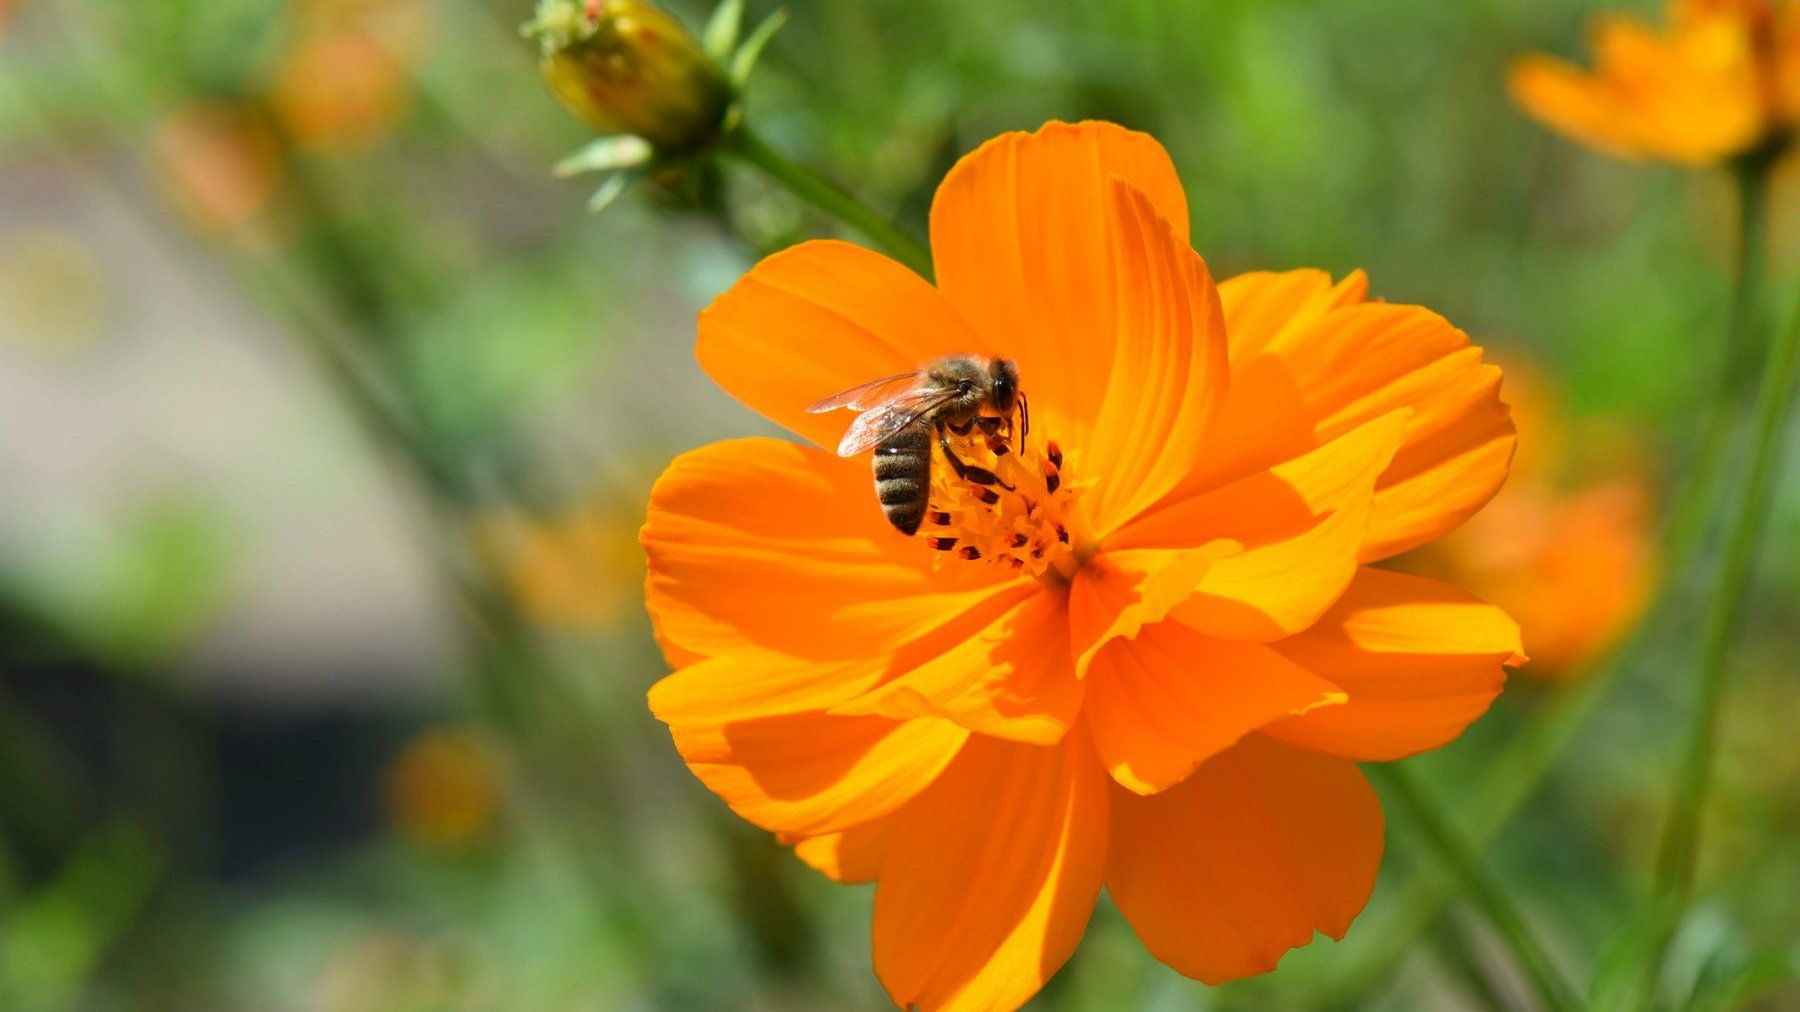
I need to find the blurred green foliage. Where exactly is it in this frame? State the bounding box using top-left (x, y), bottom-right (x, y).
top-left (0, 0), bottom-right (1795, 1009)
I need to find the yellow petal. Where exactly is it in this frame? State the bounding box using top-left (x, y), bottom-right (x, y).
top-left (1195, 296), bottom-right (1513, 562)
top-left (1262, 567), bottom-right (1522, 761)
top-left (1117, 410), bottom-right (1411, 642)
top-left (648, 651), bottom-right (970, 836)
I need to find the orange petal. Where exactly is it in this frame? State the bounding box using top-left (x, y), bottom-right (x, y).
top-left (696, 240), bottom-right (995, 450)
top-left (832, 586), bottom-right (1084, 745)
top-left (648, 651), bottom-right (970, 837)
top-left (1080, 180), bottom-right (1229, 536)
top-left (1086, 621), bottom-right (1344, 794)
top-left (1508, 10), bottom-right (1765, 165)
top-left (791, 820), bottom-right (892, 884)
top-left (873, 728), bottom-right (1108, 1012)
top-left (1262, 567), bottom-right (1522, 761)
top-left (1106, 734), bottom-right (1383, 985)
top-left (929, 121), bottom-right (1189, 449)
top-left (1508, 54), bottom-right (1648, 161)
top-left (1217, 268), bottom-right (1369, 363)
top-left (1116, 410), bottom-right (1410, 642)
top-left (1195, 297), bottom-right (1514, 563)
top-left (1067, 545), bottom-right (1230, 678)
top-left (643, 437), bottom-right (1013, 661)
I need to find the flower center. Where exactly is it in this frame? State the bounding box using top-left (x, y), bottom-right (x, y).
top-left (921, 424), bottom-right (1082, 582)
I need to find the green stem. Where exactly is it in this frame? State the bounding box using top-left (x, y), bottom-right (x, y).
top-left (1723, 156), bottom-right (1773, 398)
top-left (1663, 160), bottom-right (1772, 571)
top-left (1642, 218), bottom-right (1800, 978)
top-left (1428, 915), bottom-right (1515, 1012)
top-left (725, 125), bottom-right (934, 278)
top-left (1371, 763), bottom-right (1581, 1012)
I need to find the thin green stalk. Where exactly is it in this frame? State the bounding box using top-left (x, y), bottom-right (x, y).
top-left (725, 125), bottom-right (934, 278)
top-left (1428, 914), bottom-right (1516, 1012)
top-left (1642, 258), bottom-right (1800, 981)
top-left (1371, 763), bottom-right (1581, 1012)
top-left (1722, 157), bottom-right (1773, 397)
top-left (1662, 159), bottom-right (1772, 569)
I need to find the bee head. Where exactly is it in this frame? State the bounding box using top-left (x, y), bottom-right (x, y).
top-left (989, 358), bottom-right (1020, 412)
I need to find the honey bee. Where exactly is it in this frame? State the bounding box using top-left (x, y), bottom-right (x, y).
top-left (806, 355), bottom-right (1028, 535)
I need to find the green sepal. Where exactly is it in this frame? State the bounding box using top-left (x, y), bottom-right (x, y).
top-left (554, 135), bottom-right (655, 178)
top-left (730, 8), bottom-right (788, 88)
top-left (702, 0), bottom-right (745, 61)
top-left (586, 172), bottom-right (634, 214)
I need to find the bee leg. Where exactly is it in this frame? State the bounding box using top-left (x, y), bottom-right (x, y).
top-left (976, 416), bottom-right (1010, 456)
top-left (938, 426), bottom-right (1015, 491)
top-left (1017, 392), bottom-right (1029, 441)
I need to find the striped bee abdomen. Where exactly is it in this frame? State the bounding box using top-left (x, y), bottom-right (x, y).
top-left (872, 422), bottom-right (932, 535)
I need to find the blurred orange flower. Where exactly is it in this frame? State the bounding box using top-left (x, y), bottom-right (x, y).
top-left (482, 498), bottom-right (644, 634)
top-left (641, 121), bottom-right (1524, 1009)
top-left (270, 30), bottom-right (412, 149)
top-left (1400, 364), bottom-right (1658, 677)
top-left (385, 724), bottom-right (508, 848)
top-left (269, 0), bottom-right (429, 150)
top-left (1510, 0), bottom-right (1799, 164)
top-left (149, 102), bottom-right (284, 233)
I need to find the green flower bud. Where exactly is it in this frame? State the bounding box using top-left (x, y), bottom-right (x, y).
top-left (526, 0), bottom-right (731, 153)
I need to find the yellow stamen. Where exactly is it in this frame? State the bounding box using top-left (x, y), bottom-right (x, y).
top-left (925, 427), bottom-right (1082, 582)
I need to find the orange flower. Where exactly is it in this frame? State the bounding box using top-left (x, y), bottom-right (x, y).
top-left (149, 102), bottom-right (284, 234)
top-left (384, 724), bottom-right (508, 848)
top-left (642, 121), bottom-right (1523, 1009)
top-left (269, 29), bottom-right (412, 149)
top-left (268, 0), bottom-right (429, 150)
top-left (479, 496), bottom-right (645, 634)
top-left (1509, 0), bottom-right (1800, 164)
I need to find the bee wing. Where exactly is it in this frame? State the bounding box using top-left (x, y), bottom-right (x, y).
top-left (804, 371), bottom-right (919, 414)
top-left (835, 388), bottom-right (958, 456)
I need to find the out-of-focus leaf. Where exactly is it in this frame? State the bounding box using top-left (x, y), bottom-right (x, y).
top-left (586, 170), bottom-right (632, 213)
top-left (0, 498), bottom-right (236, 673)
top-left (0, 823), bottom-right (162, 1010)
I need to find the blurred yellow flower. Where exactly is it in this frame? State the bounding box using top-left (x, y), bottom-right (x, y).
top-left (1399, 362), bottom-right (1658, 677)
top-left (0, 229), bottom-right (108, 356)
top-left (1510, 0), bottom-right (1799, 165)
top-left (149, 102), bottom-right (285, 234)
top-left (314, 930), bottom-right (461, 1012)
top-left (384, 725), bottom-right (507, 848)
